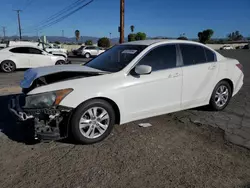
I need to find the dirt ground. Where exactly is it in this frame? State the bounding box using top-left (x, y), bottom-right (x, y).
top-left (0, 50), bottom-right (250, 188)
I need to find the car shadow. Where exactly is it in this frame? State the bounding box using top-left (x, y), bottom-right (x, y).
top-left (0, 94), bottom-right (38, 145)
top-left (191, 105), bottom-right (214, 112)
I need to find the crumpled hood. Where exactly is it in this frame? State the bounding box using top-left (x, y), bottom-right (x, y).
top-left (20, 64), bottom-right (105, 89)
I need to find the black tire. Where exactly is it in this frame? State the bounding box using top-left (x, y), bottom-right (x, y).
top-left (1, 60), bottom-right (16, 73)
top-left (209, 80), bottom-right (232, 111)
top-left (85, 53), bottom-right (91, 58)
top-left (55, 60), bottom-right (65, 65)
top-left (70, 99), bottom-right (116, 144)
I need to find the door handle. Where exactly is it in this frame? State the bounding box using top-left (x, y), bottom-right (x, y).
top-left (172, 73), bottom-right (181, 78)
top-left (208, 65), bottom-right (216, 70)
top-left (168, 73), bottom-right (180, 78)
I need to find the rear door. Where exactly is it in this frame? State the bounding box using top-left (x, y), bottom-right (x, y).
top-left (89, 46), bottom-right (98, 56)
top-left (95, 47), bottom-right (101, 55)
top-left (179, 44), bottom-right (219, 109)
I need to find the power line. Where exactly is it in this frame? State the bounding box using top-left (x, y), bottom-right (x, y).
top-left (23, 0), bottom-right (35, 10)
top-left (37, 0), bottom-right (94, 31)
top-left (25, 0), bottom-right (86, 31)
top-left (39, 0), bottom-right (83, 26)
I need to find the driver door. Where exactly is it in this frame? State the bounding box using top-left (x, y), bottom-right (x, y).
top-left (123, 44), bottom-right (183, 122)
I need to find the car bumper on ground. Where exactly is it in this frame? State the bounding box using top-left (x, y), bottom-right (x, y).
top-left (8, 95), bottom-right (73, 141)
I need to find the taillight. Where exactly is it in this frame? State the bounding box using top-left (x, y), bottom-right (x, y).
top-left (236, 63), bottom-right (243, 72)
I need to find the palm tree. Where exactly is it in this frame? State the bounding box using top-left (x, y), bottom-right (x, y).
top-left (130, 25), bottom-right (135, 33)
top-left (75, 30), bottom-right (80, 42)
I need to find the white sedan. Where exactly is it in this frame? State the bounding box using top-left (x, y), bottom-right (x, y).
top-left (0, 46), bottom-right (66, 72)
top-left (220, 45), bottom-right (234, 50)
top-left (9, 40), bottom-right (244, 144)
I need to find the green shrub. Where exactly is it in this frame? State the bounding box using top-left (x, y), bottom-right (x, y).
top-left (98, 37), bottom-right (111, 48)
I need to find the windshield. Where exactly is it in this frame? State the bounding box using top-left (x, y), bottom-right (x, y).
top-left (85, 45), bottom-right (147, 72)
top-left (78, 46), bottom-right (84, 50)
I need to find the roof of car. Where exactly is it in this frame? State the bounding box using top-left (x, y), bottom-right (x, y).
top-left (122, 39), bottom-right (204, 46)
top-left (7, 45), bottom-right (41, 49)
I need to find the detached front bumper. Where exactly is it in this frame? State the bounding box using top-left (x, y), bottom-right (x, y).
top-left (8, 95), bottom-right (73, 141)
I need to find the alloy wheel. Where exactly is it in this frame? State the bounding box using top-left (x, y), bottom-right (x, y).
top-left (214, 85), bottom-right (229, 107)
top-left (2, 62), bottom-right (14, 72)
top-left (79, 107), bottom-right (110, 139)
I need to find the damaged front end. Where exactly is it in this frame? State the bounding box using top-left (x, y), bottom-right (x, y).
top-left (8, 65), bottom-right (108, 141)
top-left (9, 90), bottom-right (73, 141)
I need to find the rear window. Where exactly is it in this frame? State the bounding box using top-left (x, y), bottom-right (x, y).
top-left (204, 48), bottom-right (216, 62)
top-left (180, 44), bottom-right (206, 66)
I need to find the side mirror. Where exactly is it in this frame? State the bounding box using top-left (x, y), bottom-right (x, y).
top-left (135, 65), bottom-right (152, 75)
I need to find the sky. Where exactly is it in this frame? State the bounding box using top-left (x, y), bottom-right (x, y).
top-left (0, 0), bottom-right (249, 39)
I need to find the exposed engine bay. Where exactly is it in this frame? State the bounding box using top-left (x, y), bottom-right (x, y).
top-left (9, 94), bottom-right (73, 140)
top-left (22, 71), bottom-right (100, 94)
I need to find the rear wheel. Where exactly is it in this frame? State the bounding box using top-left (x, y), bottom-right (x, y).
top-left (71, 99), bottom-right (115, 144)
top-left (209, 81), bottom-right (232, 111)
top-left (1, 60), bottom-right (16, 73)
top-left (55, 60), bottom-right (65, 65)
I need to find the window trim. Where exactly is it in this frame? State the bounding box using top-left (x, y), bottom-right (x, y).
top-left (204, 46), bottom-right (217, 63)
top-left (127, 44), bottom-right (181, 76)
top-left (9, 47), bottom-right (29, 54)
top-left (28, 47), bottom-right (43, 55)
top-left (177, 43), bottom-right (217, 67)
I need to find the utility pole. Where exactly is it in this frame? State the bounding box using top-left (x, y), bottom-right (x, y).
top-left (2, 26), bottom-right (6, 39)
top-left (119, 0), bottom-right (124, 44)
top-left (14, 10), bottom-right (22, 40)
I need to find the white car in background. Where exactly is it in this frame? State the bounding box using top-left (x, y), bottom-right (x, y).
top-left (0, 46), bottom-right (66, 72)
top-left (7, 41), bottom-right (68, 59)
top-left (10, 40), bottom-right (243, 144)
top-left (39, 43), bottom-right (68, 55)
top-left (78, 46), bottom-right (105, 58)
top-left (220, 45), bottom-right (234, 50)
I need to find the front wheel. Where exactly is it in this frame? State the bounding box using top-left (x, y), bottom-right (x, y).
top-left (85, 53), bottom-right (91, 58)
top-left (70, 99), bottom-right (116, 144)
top-left (1, 60), bottom-right (16, 73)
top-left (55, 60), bottom-right (65, 65)
top-left (209, 81), bottom-right (232, 111)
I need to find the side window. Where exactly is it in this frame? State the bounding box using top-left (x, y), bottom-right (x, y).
top-left (85, 47), bottom-right (91, 50)
top-left (28, 48), bottom-right (42, 54)
top-left (180, 44), bottom-right (206, 66)
top-left (10, 47), bottom-right (29, 53)
top-left (137, 45), bottom-right (177, 71)
top-left (204, 48), bottom-right (216, 62)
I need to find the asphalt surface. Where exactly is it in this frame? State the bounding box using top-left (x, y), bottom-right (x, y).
top-left (0, 50), bottom-right (250, 188)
